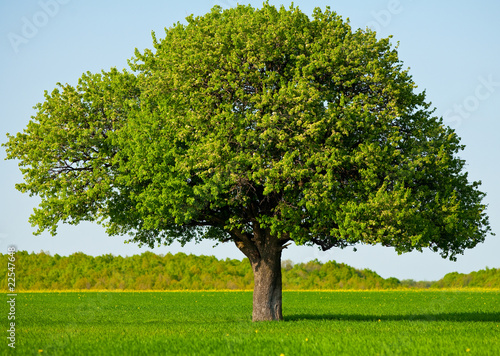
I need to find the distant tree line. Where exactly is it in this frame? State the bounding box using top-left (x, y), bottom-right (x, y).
top-left (1, 251), bottom-right (498, 290)
top-left (430, 267), bottom-right (500, 289)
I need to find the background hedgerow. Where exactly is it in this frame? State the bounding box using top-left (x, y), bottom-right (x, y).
top-left (2, 251), bottom-right (499, 291)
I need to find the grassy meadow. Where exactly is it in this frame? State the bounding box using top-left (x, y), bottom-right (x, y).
top-left (5, 290), bottom-right (500, 355)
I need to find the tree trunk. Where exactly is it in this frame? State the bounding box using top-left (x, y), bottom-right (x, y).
top-left (232, 227), bottom-right (285, 322)
top-left (250, 246), bottom-right (283, 321)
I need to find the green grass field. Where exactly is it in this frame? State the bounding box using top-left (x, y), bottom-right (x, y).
top-left (5, 290), bottom-right (500, 355)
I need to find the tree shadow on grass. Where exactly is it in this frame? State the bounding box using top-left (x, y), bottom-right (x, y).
top-left (285, 312), bottom-right (500, 323)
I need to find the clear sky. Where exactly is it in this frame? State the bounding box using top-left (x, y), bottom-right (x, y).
top-left (1, 0), bottom-right (499, 281)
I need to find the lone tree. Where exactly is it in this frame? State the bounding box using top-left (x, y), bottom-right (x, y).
top-left (4, 4), bottom-right (493, 321)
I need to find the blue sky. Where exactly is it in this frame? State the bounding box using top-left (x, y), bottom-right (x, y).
top-left (1, 0), bottom-right (499, 281)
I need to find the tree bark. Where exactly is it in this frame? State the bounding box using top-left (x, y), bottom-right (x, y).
top-left (232, 226), bottom-right (284, 321)
top-left (250, 246), bottom-right (283, 321)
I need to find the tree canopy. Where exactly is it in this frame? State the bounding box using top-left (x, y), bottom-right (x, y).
top-left (4, 3), bottom-right (493, 320)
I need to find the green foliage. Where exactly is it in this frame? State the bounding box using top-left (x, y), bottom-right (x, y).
top-left (281, 259), bottom-right (400, 290)
top-left (3, 3), bottom-right (492, 262)
top-left (0, 251), bottom-right (253, 291)
top-left (3, 68), bottom-right (140, 237)
top-left (119, 3), bottom-right (492, 257)
top-left (432, 268), bottom-right (500, 289)
top-left (6, 291), bottom-right (500, 355)
top-left (2, 251), bottom-right (499, 291)
top-left (0, 251), bottom-right (392, 291)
